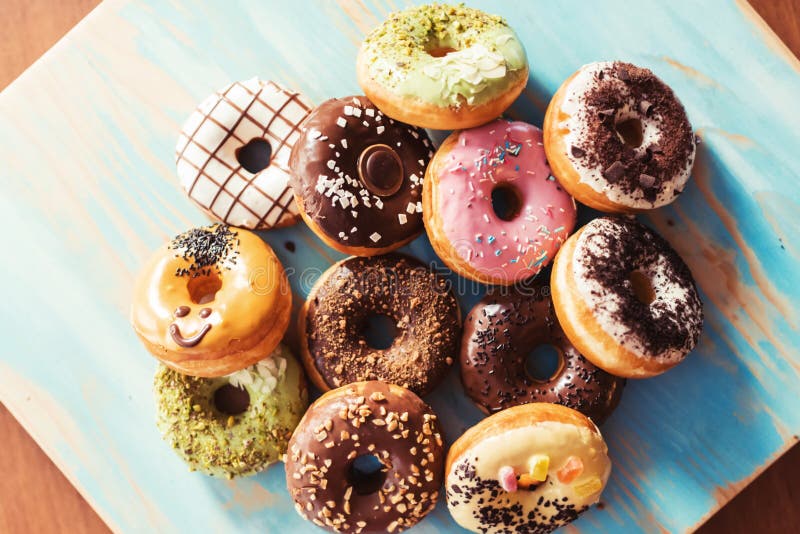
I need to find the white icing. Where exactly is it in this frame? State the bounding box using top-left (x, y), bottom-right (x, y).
top-left (175, 78), bottom-right (313, 229)
top-left (446, 421), bottom-right (610, 533)
top-left (421, 44), bottom-right (507, 105)
top-left (557, 62), bottom-right (695, 208)
top-left (227, 355), bottom-right (287, 396)
top-left (572, 218), bottom-right (701, 363)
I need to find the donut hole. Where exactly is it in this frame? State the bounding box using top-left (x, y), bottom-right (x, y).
top-left (525, 344), bottom-right (564, 383)
top-left (425, 40), bottom-right (457, 57)
top-left (629, 270), bottom-right (656, 305)
top-left (187, 273), bottom-right (222, 304)
top-left (361, 314), bottom-right (398, 350)
top-left (347, 454), bottom-right (387, 495)
top-left (615, 118), bottom-right (644, 148)
top-left (491, 183), bottom-right (523, 222)
top-left (213, 384), bottom-right (250, 415)
top-left (236, 137), bottom-right (272, 174)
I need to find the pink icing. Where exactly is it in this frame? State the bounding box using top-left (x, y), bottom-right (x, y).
top-left (498, 465), bottom-right (518, 492)
top-left (435, 119), bottom-right (577, 283)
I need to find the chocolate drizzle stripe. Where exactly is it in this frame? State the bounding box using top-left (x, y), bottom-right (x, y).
top-left (169, 323), bottom-right (212, 348)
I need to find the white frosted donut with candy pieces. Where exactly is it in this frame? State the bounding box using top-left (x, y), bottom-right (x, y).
top-left (445, 403), bottom-right (610, 534)
top-left (175, 78), bottom-right (313, 230)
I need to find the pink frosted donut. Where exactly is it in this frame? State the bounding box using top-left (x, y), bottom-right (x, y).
top-left (423, 119), bottom-right (577, 285)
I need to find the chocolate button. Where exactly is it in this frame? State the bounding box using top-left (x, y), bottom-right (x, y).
top-left (357, 144), bottom-right (404, 197)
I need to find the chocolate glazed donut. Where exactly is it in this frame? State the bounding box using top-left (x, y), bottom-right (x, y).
top-left (299, 254), bottom-right (461, 396)
top-left (286, 381), bottom-right (445, 533)
top-left (460, 284), bottom-right (625, 424)
top-left (289, 95), bottom-right (434, 255)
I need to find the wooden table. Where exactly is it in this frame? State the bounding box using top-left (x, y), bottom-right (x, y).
top-left (1, 1), bottom-right (798, 532)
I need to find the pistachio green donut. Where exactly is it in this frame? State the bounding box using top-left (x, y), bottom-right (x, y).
top-left (154, 344), bottom-right (307, 478)
top-left (358, 3), bottom-right (528, 128)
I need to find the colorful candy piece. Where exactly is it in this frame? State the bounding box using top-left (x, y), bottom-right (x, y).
top-left (573, 476), bottom-right (603, 497)
top-left (557, 455), bottom-right (584, 484)
top-left (498, 465), bottom-right (518, 492)
top-left (528, 454), bottom-right (550, 482)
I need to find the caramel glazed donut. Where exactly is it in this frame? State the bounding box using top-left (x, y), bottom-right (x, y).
top-left (552, 217), bottom-right (703, 378)
top-left (289, 95), bottom-right (433, 256)
top-left (544, 61), bottom-right (696, 213)
top-left (460, 285), bottom-right (625, 424)
top-left (446, 403), bottom-right (611, 534)
top-left (130, 224), bottom-right (291, 377)
top-left (299, 254), bottom-right (461, 396)
top-left (286, 381), bottom-right (445, 533)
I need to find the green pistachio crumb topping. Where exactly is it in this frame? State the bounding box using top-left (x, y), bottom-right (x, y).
top-left (361, 3), bottom-right (527, 107)
top-left (153, 344), bottom-right (308, 478)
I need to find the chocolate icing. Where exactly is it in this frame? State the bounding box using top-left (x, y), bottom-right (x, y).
top-left (169, 323), bottom-right (212, 348)
top-left (304, 254), bottom-right (460, 396)
top-left (286, 381), bottom-right (444, 533)
top-left (570, 62), bottom-right (695, 203)
top-left (174, 305), bottom-right (190, 318)
top-left (577, 217), bottom-right (703, 356)
top-left (289, 96), bottom-right (432, 248)
top-left (460, 285), bottom-right (624, 423)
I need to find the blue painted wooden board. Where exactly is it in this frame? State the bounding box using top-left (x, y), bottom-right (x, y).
top-left (1, 0), bottom-right (799, 532)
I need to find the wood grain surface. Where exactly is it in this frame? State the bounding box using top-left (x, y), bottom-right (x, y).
top-left (0, 1), bottom-right (797, 533)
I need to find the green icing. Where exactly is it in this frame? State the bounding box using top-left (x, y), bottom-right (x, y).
top-left (361, 3), bottom-right (527, 107)
top-left (154, 344), bottom-right (307, 478)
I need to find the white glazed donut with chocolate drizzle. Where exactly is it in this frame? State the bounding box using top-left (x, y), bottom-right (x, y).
top-left (445, 403), bottom-right (611, 534)
top-left (289, 95), bottom-right (434, 257)
top-left (544, 61), bottom-right (696, 213)
top-left (175, 78), bottom-right (313, 230)
top-left (551, 217), bottom-right (703, 378)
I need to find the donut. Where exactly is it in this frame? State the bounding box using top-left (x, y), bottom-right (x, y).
top-left (155, 344), bottom-right (307, 478)
top-left (289, 95), bottom-right (433, 256)
top-left (543, 61), bottom-right (696, 213)
top-left (175, 78), bottom-right (313, 230)
top-left (460, 285), bottom-right (625, 423)
top-left (299, 254), bottom-right (460, 396)
top-left (445, 402), bottom-right (611, 534)
top-left (357, 3), bottom-right (528, 130)
top-left (286, 381), bottom-right (445, 533)
top-left (551, 217), bottom-right (703, 378)
top-left (130, 224), bottom-right (291, 377)
top-left (423, 118), bottom-right (577, 285)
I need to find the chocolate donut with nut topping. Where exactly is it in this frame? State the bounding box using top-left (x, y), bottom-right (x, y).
top-left (289, 95), bottom-right (433, 256)
top-left (299, 254), bottom-right (461, 396)
top-left (286, 381), bottom-right (445, 533)
top-left (460, 285), bottom-right (625, 423)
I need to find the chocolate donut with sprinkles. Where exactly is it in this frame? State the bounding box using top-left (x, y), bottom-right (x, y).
top-left (446, 403), bottom-right (611, 534)
top-left (299, 254), bottom-right (461, 396)
top-left (544, 61), bottom-right (697, 213)
top-left (551, 217), bottom-right (703, 378)
top-left (289, 95), bottom-right (433, 256)
top-left (460, 285), bottom-right (625, 423)
top-left (286, 381), bottom-right (445, 533)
